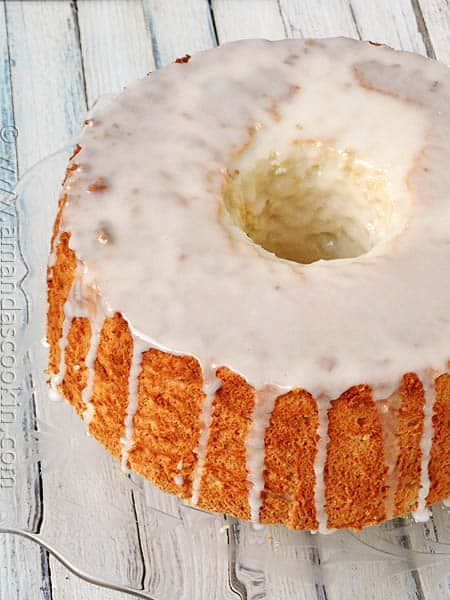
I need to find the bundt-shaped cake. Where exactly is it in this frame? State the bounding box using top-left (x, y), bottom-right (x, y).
top-left (47, 38), bottom-right (450, 531)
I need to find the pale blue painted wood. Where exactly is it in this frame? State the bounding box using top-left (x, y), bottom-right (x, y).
top-left (349, 0), bottom-right (428, 54)
top-left (0, 3), bottom-right (49, 600)
top-left (0, 0), bottom-right (17, 185)
top-left (419, 0), bottom-right (450, 64)
top-left (212, 0), bottom-right (286, 41)
top-left (77, 0), bottom-right (155, 108)
top-left (4, 2), bottom-right (148, 599)
top-left (5, 0), bottom-right (87, 173)
top-left (142, 0), bottom-right (217, 67)
top-left (278, 0), bottom-right (358, 38)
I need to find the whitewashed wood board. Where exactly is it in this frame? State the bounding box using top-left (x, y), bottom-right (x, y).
top-left (1, 0), bottom-right (449, 599)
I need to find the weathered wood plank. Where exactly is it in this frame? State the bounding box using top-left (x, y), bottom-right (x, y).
top-left (279, 0), bottom-right (358, 38)
top-left (0, 536), bottom-right (51, 600)
top-left (49, 564), bottom-right (125, 600)
top-left (130, 482), bottom-right (236, 599)
top-left (211, 0), bottom-right (286, 41)
top-left (142, 0), bottom-right (216, 67)
top-left (0, 2), bottom-right (47, 599)
top-left (5, 1), bottom-right (144, 598)
top-left (350, 0), bottom-right (427, 53)
top-left (419, 0), bottom-right (450, 64)
top-left (6, 0), bottom-right (87, 172)
top-left (76, 0), bottom-right (154, 108)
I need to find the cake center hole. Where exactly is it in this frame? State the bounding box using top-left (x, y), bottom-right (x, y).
top-left (223, 142), bottom-right (397, 264)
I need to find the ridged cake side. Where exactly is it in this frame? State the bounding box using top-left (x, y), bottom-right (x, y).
top-left (47, 225), bottom-right (450, 530)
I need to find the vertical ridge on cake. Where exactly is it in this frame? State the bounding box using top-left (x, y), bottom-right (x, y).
top-left (325, 386), bottom-right (387, 530)
top-left (259, 389), bottom-right (319, 530)
top-left (197, 368), bottom-right (254, 520)
top-left (61, 316), bottom-right (91, 416)
top-left (87, 314), bottom-right (132, 458)
top-left (391, 374), bottom-right (426, 515)
top-left (80, 315), bottom-right (103, 427)
top-left (427, 374), bottom-right (450, 505)
top-left (127, 349), bottom-right (204, 499)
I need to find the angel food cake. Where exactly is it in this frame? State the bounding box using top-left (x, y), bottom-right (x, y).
top-left (47, 38), bottom-right (450, 531)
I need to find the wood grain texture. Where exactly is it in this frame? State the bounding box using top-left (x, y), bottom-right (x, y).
top-left (419, 0), bottom-right (450, 64)
top-left (49, 563), bottom-right (124, 600)
top-left (5, 0), bottom-right (87, 173)
top-left (279, 0), bottom-right (358, 37)
top-left (211, 0), bottom-right (286, 41)
top-left (76, 0), bottom-right (154, 108)
top-left (0, 3), bottom-right (47, 600)
top-left (0, 536), bottom-right (51, 600)
top-left (142, 0), bottom-right (216, 67)
top-left (350, 0), bottom-right (427, 53)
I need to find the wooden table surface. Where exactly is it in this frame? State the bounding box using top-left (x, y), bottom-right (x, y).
top-left (0, 0), bottom-right (449, 598)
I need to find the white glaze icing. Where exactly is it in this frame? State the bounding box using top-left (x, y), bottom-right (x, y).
top-left (49, 264), bottom-right (86, 398)
top-left (48, 386), bottom-right (62, 402)
top-left (313, 399), bottom-right (333, 533)
top-left (378, 390), bottom-right (402, 520)
top-left (246, 385), bottom-right (286, 523)
top-left (81, 316), bottom-right (102, 426)
top-left (61, 38), bottom-right (450, 400)
top-left (52, 38), bottom-right (450, 527)
top-left (190, 366), bottom-right (221, 505)
top-left (120, 337), bottom-right (147, 472)
top-left (51, 302), bottom-right (73, 388)
top-left (413, 374), bottom-right (437, 521)
top-left (174, 460), bottom-right (184, 487)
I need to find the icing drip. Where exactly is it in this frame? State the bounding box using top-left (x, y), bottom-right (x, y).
top-left (246, 385), bottom-right (283, 524)
top-left (174, 460), bottom-right (184, 487)
top-left (190, 366), bottom-right (221, 505)
top-left (413, 374), bottom-right (437, 522)
top-left (49, 265), bottom-right (86, 400)
top-left (81, 316), bottom-right (103, 426)
top-left (50, 302), bottom-right (73, 390)
top-left (378, 390), bottom-right (402, 520)
top-left (48, 230), bottom-right (61, 269)
top-left (313, 399), bottom-right (333, 533)
top-left (120, 336), bottom-right (147, 473)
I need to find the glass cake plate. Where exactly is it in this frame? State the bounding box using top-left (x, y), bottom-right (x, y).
top-left (2, 136), bottom-right (450, 599)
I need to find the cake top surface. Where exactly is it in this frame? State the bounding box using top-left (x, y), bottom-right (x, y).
top-left (60, 37), bottom-right (450, 398)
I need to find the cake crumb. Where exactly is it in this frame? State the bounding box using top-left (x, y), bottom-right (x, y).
top-left (88, 177), bottom-right (108, 192)
top-left (175, 54), bottom-right (191, 64)
top-left (69, 144), bottom-right (81, 160)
